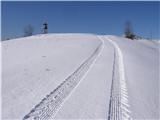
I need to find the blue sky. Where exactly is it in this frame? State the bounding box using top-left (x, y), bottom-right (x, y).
top-left (2, 1), bottom-right (160, 39)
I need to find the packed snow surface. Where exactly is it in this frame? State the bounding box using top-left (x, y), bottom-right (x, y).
top-left (2, 33), bottom-right (159, 120)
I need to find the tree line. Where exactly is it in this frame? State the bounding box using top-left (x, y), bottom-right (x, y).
top-left (23, 22), bottom-right (48, 37)
top-left (23, 21), bottom-right (145, 40)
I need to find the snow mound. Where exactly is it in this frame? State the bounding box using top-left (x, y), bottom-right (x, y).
top-left (2, 33), bottom-right (159, 120)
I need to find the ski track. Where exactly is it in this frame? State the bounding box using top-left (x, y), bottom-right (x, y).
top-left (105, 37), bottom-right (132, 120)
top-left (23, 40), bottom-right (103, 120)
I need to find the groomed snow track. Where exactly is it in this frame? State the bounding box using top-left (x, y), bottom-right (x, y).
top-left (23, 41), bottom-right (103, 120)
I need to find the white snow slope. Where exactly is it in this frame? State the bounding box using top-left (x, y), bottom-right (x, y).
top-left (2, 33), bottom-right (159, 120)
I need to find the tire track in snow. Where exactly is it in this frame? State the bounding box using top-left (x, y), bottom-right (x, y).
top-left (23, 41), bottom-right (104, 120)
top-left (108, 48), bottom-right (122, 120)
top-left (104, 37), bottom-right (132, 120)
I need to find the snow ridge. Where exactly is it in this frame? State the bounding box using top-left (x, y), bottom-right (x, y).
top-left (106, 37), bottom-right (132, 120)
top-left (23, 41), bottom-right (103, 120)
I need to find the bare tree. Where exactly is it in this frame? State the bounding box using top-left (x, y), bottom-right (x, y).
top-left (24, 24), bottom-right (34, 37)
top-left (124, 21), bottom-right (135, 40)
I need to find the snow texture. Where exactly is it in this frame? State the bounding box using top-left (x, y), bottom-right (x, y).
top-left (2, 33), bottom-right (159, 120)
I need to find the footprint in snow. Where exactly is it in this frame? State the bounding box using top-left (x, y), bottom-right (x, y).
top-left (45, 68), bottom-right (51, 71)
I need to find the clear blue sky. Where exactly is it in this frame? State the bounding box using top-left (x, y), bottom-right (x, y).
top-left (2, 1), bottom-right (160, 39)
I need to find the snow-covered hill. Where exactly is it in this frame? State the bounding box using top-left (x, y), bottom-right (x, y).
top-left (2, 33), bottom-right (159, 120)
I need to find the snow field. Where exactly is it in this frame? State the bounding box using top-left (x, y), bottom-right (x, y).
top-left (23, 38), bottom-right (103, 120)
top-left (54, 36), bottom-right (114, 119)
top-left (2, 34), bottom-right (101, 119)
top-left (106, 35), bottom-right (159, 119)
top-left (2, 34), bottom-right (159, 119)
